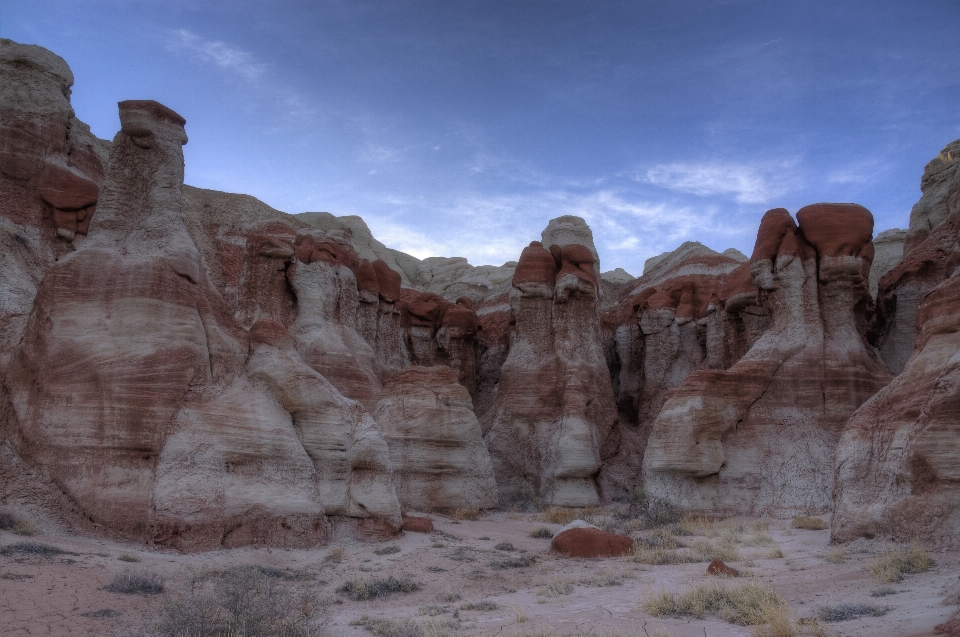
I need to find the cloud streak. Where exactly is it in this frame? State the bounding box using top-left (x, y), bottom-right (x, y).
top-left (642, 160), bottom-right (798, 205)
top-left (168, 29), bottom-right (267, 80)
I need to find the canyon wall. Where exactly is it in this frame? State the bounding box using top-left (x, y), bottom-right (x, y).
top-left (2, 39), bottom-right (957, 550)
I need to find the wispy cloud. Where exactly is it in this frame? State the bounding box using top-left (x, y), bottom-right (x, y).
top-left (641, 160), bottom-right (798, 205)
top-left (168, 29), bottom-right (267, 80)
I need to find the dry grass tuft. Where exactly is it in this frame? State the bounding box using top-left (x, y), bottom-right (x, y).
top-left (451, 507), bottom-right (480, 521)
top-left (824, 547), bottom-right (846, 563)
top-left (529, 527), bottom-right (554, 539)
top-left (491, 555), bottom-right (536, 569)
top-left (692, 538), bottom-right (741, 563)
top-left (868, 545), bottom-right (934, 583)
top-left (537, 506), bottom-right (580, 525)
top-left (752, 599), bottom-right (799, 637)
top-left (352, 615), bottom-right (457, 637)
top-left (642, 582), bottom-right (787, 625)
top-left (459, 600), bottom-right (497, 611)
top-left (375, 545), bottom-right (401, 556)
top-left (338, 575), bottom-right (420, 600)
top-left (630, 546), bottom-right (699, 565)
top-left (104, 570), bottom-right (164, 595)
top-left (511, 605), bottom-right (530, 623)
top-left (537, 578), bottom-right (574, 597)
top-left (0, 509), bottom-right (36, 536)
top-left (791, 516), bottom-right (828, 531)
top-left (578, 571), bottom-right (623, 587)
top-left (325, 546), bottom-right (345, 563)
top-left (117, 554), bottom-right (141, 563)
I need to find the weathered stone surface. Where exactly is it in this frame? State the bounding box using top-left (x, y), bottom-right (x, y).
top-left (6, 100), bottom-right (327, 549)
top-left (401, 515), bottom-right (434, 533)
top-left (869, 228), bottom-right (906, 299)
top-left (247, 320), bottom-right (401, 533)
top-left (642, 204), bottom-right (891, 516)
top-left (373, 366), bottom-right (497, 511)
top-left (482, 232), bottom-right (616, 506)
top-left (834, 212), bottom-right (960, 548)
top-left (549, 520), bottom-right (633, 558)
top-left (706, 558), bottom-right (740, 577)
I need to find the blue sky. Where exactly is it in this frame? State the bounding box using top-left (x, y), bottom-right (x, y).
top-left (4, 1), bottom-right (959, 274)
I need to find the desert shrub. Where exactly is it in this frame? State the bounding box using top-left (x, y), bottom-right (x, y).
top-left (791, 516), bottom-right (828, 531)
top-left (104, 570), bottom-right (165, 594)
top-left (744, 530), bottom-right (776, 548)
top-left (529, 527), bottom-right (553, 539)
top-left (118, 554), bottom-right (141, 563)
top-left (870, 586), bottom-right (898, 597)
top-left (752, 599), bottom-right (799, 637)
top-left (869, 546), bottom-right (934, 583)
top-left (619, 489), bottom-right (680, 528)
top-left (459, 600), bottom-right (497, 611)
top-left (494, 542), bottom-right (515, 551)
top-left (338, 575), bottom-right (420, 600)
top-left (146, 566), bottom-right (318, 637)
top-left (537, 578), bottom-right (574, 597)
top-left (824, 547), bottom-right (846, 563)
top-left (692, 538), bottom-right (740, 563)
top-left (815, 603), bottom-right (889, 622)
top-left (490, 555), bottom-right (536, 569)
top-left (451, 507), bottom-right (479, 521)
top-left (325, 546), bottom-right (345, 563)
top-left (765, 548), bottom-right (785, 559)
top-left (499, 484), bottom-right (542, 512)
top-left (375, 545), bottom-right (401, 556)
top-left (641, 582), bottom-right (787, 625)
top-left (0, 509), bottom-right (35, 536)
top-left (0, 541), bottom-right (64, 556)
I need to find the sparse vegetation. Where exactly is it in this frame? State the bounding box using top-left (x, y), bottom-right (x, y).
top-left (537, 506), bottom-right (580, 525)
top-left (630, 546), bottom-right (699, 565)
top-left (490, 555), bottom-right (536, 569)
top-left (143, 566), bottom-right (320, 637)
top-left (494, 542), bottom-right (515, 551)
top-left (791, 516), bottom-right (828, 531)
top-left (816, 603), bottom-right (890, 622)
top-left (578, 571), bottom-right (623, 587)
top-left (824, 547), bottom-right (846, 563)
top-left (869, 545), bottom-right (934, 583)
top-left (338, 575), bottom-right (420, 600)
top-left (511, 606), bottom-right (529, 622)
top-left (325, 546), bottom-right (345, 563)
top-left (529, 527), bottom-right (553, 539)
top-left (870, 586), bottom-right (898, 597)
top-left (692, 538), bottom-right (741, 563)
top-left (0, 509), bottom-right (36, 536)
top-left (642, 582), bottom-right (787, 625)
top-left (537, 578), bottom-right (574, 597)
top-left (104, 570), bottom-right (165, 594)
top-left (0, 541), bottom-right (65, 557)
top-left (419, 605), bottom-right (449, 616)
top-left (459, 600), bottom-right (497, 611)
top-left (375, 545), bottom-right (401, 555)
top-left (352, 615), bottom-right (457, 637)
top-left (612, 488), bottom-right (680, 530)
top-left (451, 507), bottom-right (479, 521)
top-left (118, 554), bottom-right (141, 563)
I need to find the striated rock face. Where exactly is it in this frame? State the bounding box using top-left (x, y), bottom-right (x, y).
top-left (641, 204), bottom-right (891, 516)
top-left (247, 320), bottom-right (401, 534)
top-left (869, 228), bottom-right (906, 299)
top-left (833, 146), bottom-right (960, 547)
top-left (833, 269), bottom-right (960, 547)
top-left (6, 100), bottom-right (327, 549)
top-left (289, 229), bottom-right (383, 410)
top-left (0, 39), bottom-right (110, 374)
top-left (482, 239), bottom-right (616, 506)
top-left (373, 366), bottom-right (497, 511)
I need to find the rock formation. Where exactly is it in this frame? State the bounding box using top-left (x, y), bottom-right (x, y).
top-left (641, 204), bottom-right (891, 515)
top-left (373, 366), bottom-right (497, 511)
top-left (833, 141), bottom-right (960, 548)
top-left (3, 39), bottom-right (960, 552)
top-left (549, 520), bottom-right (633, 558)
top-left (482, 240), bottom-right (616, 506)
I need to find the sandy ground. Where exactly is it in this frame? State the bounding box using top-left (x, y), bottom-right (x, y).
top-left (1, 509), bottom-right (957, 637)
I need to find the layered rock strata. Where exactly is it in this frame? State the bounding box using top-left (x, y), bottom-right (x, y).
top-left (482, 241), bottom-right (616, 506)
top-left (642, 204), bottom-right (891, 515)
top-left (373, 366), bottom-right (497, 511)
